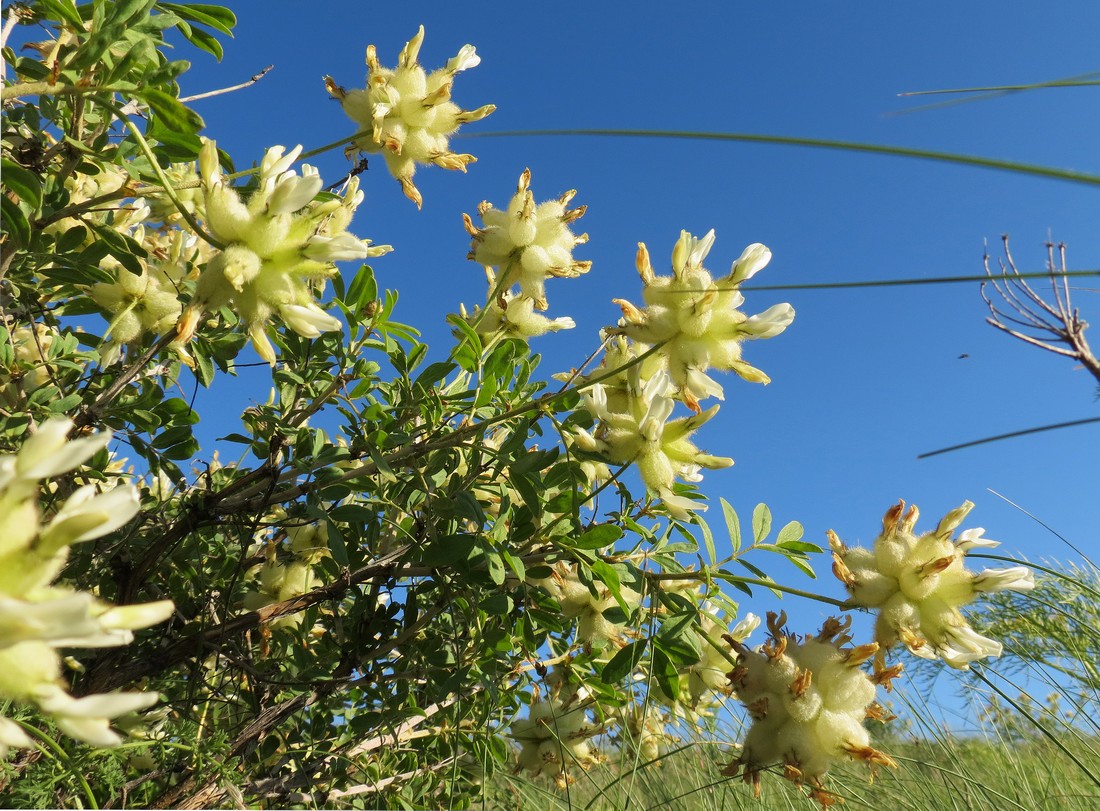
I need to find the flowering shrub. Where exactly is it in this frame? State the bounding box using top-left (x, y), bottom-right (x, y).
top-left (0, 4), bottom-right (1035, 808)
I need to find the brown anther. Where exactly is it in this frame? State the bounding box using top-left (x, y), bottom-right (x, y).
top-left (746, 696), bottom-right (769, 720)
top-left (562, 205), bottom-right (586, 224)
top-left (574, 232), bottom-right (590, 246)
top-left (901, 503), bottom-right (920, 533)
top-left (456, 104), bottom-right (496, 124)
top-left (843, 743), bottom-right (898, 770)
top-left (681, 388), bottom-right (702, 415)
top-left (790, 667), bottom-right (813, 698)
top-left (864, 701), bottom-right (896, 723)
top-left (919, 555), bottom-right (956, 577)
top-left (831, 557), bottom-right (857, 589)
top-left (844, 642), bottom-right (879, 668)
top-left (476, 200), bottom-right (493, 216)
top-left (871, 662), bottom-right (904, 692)
top-left (432, 152), bottom-right (476, 172)
top-left (613, 298), bottom-right (646, 324)
top-left (882, 500), bottom-right (906, 537)
top-left (517, 168), bottom-right (531, 193)
top-left (726, 664), bottom-right (748, 687)
top-left (782, 761), bottom-right (804, 783)
top-left (461, 212), bottom-right (481, 238)
top-left (399, 177), bottom-right (423, 210)
top-left (422, 80), bottom-right (453, 106)
top-left (322, 75), bottom-right (346, 100)
top-left (559, 189), bottom-right (577, 206)
top-left (817, 615), bottom-right (851, 642)
top-left (898, 626), bottom-right (927, 652)
top-left (365, 44), bottom-right (380, 73)
top-left (766, 611), bottom-right (789, 637)
top-left (808, 786), bottom-right (842, 808)
top-left (825, 528), bottom-right (846, 554)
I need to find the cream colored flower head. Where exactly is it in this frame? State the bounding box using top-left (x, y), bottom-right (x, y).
top-left (614, 231), bottom-right (794, 411)
top-left (179, 140), bottom-right (391, 364)
top-left (0, 419), bottom-right (172, 754)
top-left (723, 613), bottom-right (895, 805)
top-left (90, 228), bottom-right (200, 366)
top-left (464, 169), bottom-right (590, 311)
top-left (829, 500), bottom-right (1035, 671)
top-left (326, 26), bottom-right (495, 208)
top-left (572, 371), bottom-right (732, 518)
top-left (511, 673), bottom-right (601, 785)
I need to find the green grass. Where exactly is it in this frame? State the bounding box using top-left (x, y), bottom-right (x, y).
top-left (487, 560), bottom-right (1100, 810)
top-left (487, 723), bottom-right (1100, 811)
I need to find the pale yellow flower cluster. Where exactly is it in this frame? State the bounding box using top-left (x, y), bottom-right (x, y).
top-left (570, 231), bottom-right (793, 517)
top-left (0, 323), bottom-right (59, 408)
top-left (0, 419), bottom-right (172, 754)
top-left (90, 227), bottom-right (201, 366)
top-left (177, 140), bottom-right (391, 364)
top-left (460, 169), bottom-right (589, 341)
top-left (526, 561), bottom-right (641, 651)
top-left (511, 672), bottom-right (602, 785)
top-left (829, 500), bottom-right (1035, 670)
top-left (243, 513), bottom-right (330, 630)
top-left (723, 613), bottom-right (895, 805)
top-left (327, 26), bottom-right (495, 208)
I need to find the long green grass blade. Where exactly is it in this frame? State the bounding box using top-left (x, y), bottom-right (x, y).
top-left (463, 129), bottom-right (1100, 187)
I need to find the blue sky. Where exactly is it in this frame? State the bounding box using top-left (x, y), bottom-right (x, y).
top-left (164, 1), bottom-right (1097, 685)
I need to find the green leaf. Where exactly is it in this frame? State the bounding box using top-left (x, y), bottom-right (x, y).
top-left (775, 520), bottom-right (805, 546)
top-left (589, 559), bottom-right (622, 601)
top-left (574, 524), bottom-right (623, 550)
top-left (752, 503), bottom-right (772, 544)
top-left (2, 161), bottom-right (43, 209)
top-left (484, 550), bottom-right (506, 586)
top-left (140, 88), bottom-right (204, 133)
top-left (720, 498), bottom-right (741, 554)
top-left (786, 556), bottom-right (818, 579)
top-left (1, 196), bottom-right (30, 247)
top-left (481, 593), bottom-right (513, 615)
top-left (35, 0), bottom-right (84, 27)
top-left (777, 540), bottom-right (823, 555)
top-left (696, 514), bottom-right (717, 565)
top-left (413, 361), bottom-right (456, 391)
top-left (651, 648), bottom-right (680, 702)
top-left (654, 627), bottom-right (702, 666)
top-left (175, 22), bottom-right (223, 60)
top-left (325, 520), bottom-right (349, 567)
top-left (157, 2), bottom-right (236, 35)
top-left (601, 639), bottom-right (648, 683)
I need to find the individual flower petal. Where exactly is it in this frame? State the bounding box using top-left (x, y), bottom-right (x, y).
top-left (278, 304), bottom-right (343, 338)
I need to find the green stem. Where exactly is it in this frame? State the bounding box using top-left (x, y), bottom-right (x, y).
top-left (463, 129), bottom-right (1100, 187)
top-left (114, 106), bottom-right (225, 250)
top-left (14, 719), bottom-right (100, 808)
top-left (0, 81), bottom-right (118, 102)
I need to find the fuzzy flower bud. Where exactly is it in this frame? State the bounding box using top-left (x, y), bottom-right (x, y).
top-left (465, 169), bottom-right (590, 311)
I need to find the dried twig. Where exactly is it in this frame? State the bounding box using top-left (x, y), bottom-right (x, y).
top-left (179, 65), bottom-right (274, 103)
top-left (983, 235), bottom-right (1100, 387)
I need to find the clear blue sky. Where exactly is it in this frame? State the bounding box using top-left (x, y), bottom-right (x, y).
top-left (168, 1), bottom-right (1097, 689)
